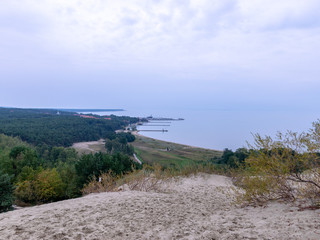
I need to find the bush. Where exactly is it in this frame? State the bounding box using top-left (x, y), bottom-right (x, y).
top-left (35, 168), bottom-right (64, 202)
top-left (81, 162), bottom-right (222, 195)
top-left (121, 164), bottom-right (168, 192)
top-left (82, 171), bottom-right (120, 195)
top-left (14, 180), bottom-right (36, 204)
top-left (82, 164), bottom-right (168, 194)
top-left (233, 121), bottom-right (320, 207)
top-left (0, 170), bottom-right (14, 212)
top-left (15, 168), bottom-right (65, 204)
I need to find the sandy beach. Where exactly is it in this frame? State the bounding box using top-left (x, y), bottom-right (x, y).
top-left (1, 174), bottom-right (319, 240)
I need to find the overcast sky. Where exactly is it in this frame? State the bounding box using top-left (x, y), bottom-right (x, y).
top-left (1, 0), bottom-right (320, 110)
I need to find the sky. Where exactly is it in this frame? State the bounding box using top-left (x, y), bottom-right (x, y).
top-left (1, 0), bottom-right (320, 111)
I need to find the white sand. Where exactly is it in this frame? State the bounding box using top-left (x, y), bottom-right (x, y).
top-left (71, 139), bottom-right (105, 153)
top-left (1, 174), bottom-right (320, 239)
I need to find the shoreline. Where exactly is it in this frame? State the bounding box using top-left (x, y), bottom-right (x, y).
top-left (132, 131), bottom-right (221, 152)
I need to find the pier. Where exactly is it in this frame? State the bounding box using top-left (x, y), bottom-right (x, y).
top-left (142, 124), bottom-right (170, 126)
top-left (147, 121), bottom-right (172, 123)
top-left (147, 117), bottom-right (184, 121)
top-left (146, 116), bottom-right (184, 121)
top-left (138, 129), bottom-right (168, 132)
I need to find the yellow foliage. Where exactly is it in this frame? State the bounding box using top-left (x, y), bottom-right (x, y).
top-left (233, 120), bottom-right (320, 207)
top-left (35, 168), bottom-right (64, 202)
top-left (15, 168), bottom-right (64, 204)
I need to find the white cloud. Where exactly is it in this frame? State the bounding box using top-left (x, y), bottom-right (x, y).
top-left (238, 0), bottom-right (320, 31)
top-left (0, 0), bottom-right (320, 84)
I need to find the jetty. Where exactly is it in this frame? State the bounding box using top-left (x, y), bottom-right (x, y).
top-left (142, 124), bottom-right (170, 126)
top-left (138, 129), bottom-right (168, 132)
top-left (146, 116), bottom-right (184, 121)
top-left (135, 115), bottom-right (184, 133)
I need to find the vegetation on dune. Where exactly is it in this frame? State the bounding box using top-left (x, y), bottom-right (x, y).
top-left (82, 162), bottom-right (221, 195)
top-left (232, 120), bottom-right (320, 208)
top-left (82, 164), bottom-right (169, 194)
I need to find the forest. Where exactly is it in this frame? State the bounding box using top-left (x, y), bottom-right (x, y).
top-left (0, 108), bottom-right (139, 147)
top-left (2, 107), bottom-right (319, 212)
top-left (0, 108), bottom-right (140, 212)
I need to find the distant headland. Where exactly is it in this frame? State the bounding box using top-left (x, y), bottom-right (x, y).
top-left (0, 107), bottom-right (125, 113)
top-left (56, 108), bottom-right (125, 112)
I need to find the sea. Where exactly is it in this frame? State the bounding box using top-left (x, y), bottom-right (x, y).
top-left (81, 108), bottom-right (320, 151)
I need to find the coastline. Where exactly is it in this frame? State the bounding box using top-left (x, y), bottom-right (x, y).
top-left (132, 131), bottom-right (221, 152)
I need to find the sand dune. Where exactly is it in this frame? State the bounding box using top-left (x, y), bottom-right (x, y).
top-left (1, 174), bottom-right (319, 239)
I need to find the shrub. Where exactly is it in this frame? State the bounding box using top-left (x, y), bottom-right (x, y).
top-left (233, 121), bottom-right (320, 207)
top-left (0, 170), bottom-right (14, 212)
top-left (121, 164), bottom-right (168, 192)
top-left (15, 168), bottom-right (65, 204)
top-left (14, 180), bottom-right (37, 204)
top-left (82, 164), bottom-right (169, 194)
top-left (81, 171), bottom-right (119, 195)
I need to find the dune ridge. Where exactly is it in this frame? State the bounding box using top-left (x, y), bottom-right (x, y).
top-left (0, 174), bottom-right (319, 239)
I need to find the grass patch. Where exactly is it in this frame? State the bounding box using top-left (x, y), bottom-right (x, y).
top-left (131, 133), bottom-right (222, 168)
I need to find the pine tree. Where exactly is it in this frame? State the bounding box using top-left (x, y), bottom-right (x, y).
top-left (0, 170), bottom-right (14, 212)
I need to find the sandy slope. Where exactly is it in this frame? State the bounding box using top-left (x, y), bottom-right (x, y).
top-left (71, 139), bottom-right (106, 154)
top-left (1, 174), bottom-right (320, 240)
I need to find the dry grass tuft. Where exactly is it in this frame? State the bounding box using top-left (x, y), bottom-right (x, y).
top-left (82, 162), bottom-right (223, 195)
top-left (81, 171), bottom-right (120, 195)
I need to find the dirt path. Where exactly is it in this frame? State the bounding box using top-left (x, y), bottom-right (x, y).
top-left (133, 153), bottom-right (142, 164)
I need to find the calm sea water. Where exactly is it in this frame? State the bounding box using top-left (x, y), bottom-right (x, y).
top-left (83, 108), bottom-right (320, 151)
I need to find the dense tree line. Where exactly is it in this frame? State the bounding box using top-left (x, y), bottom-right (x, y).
top-left (0, 108), bottom-right (139, 147)
top-left (211, 148), bottom-right (250, 168)
top-left (0, 134), bottom-right (139, 211)
top-left (105, 132), bottom-right (135, 155)
top-left (0, 107), bottom-right (140, 212)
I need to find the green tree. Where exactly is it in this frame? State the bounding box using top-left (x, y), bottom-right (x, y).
top-left (0, 170), bottom-right (14, 212)
top-left (56, 162), bottom-right (80, 198)
top-left (35, 168), bottom-right (64, 202)
top-left (105, 139), bottom-right (113, 154)
top-left (15, 168), bottom-right (65, 204)
top-left (9, 146), bottom-right (40, 177)
top-left (75, 152), bottom-right (135, 187)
